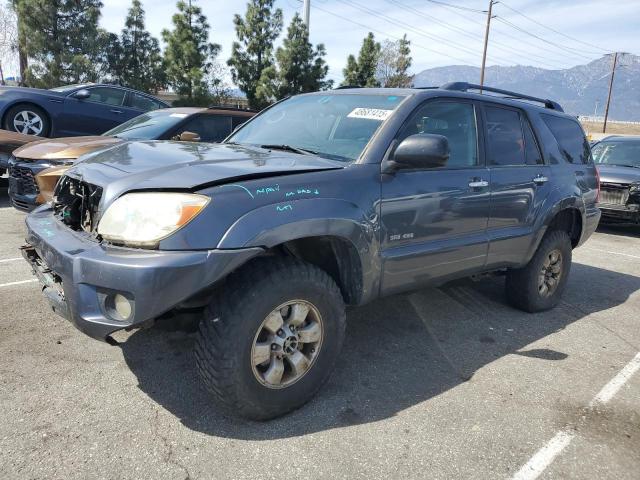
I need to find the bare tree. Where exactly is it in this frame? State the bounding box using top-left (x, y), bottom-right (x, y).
top-left (377, 35), bottom-right (413, 88)
top-left (0, 3), bottom-right (18, 85)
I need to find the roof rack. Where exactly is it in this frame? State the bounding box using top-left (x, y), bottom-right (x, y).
top-left (439, 82), bottom-right (563, 112)
top-left (334, 85), bottom-right (361, 89)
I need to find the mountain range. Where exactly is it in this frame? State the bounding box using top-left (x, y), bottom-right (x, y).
top-left (412, 54), bottom-right (640, 121)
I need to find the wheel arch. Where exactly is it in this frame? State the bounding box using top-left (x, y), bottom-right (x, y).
top-left (217, 198), bottom-right (380, 305)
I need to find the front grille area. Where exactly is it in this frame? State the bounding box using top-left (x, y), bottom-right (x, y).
top-left (599, 184), bottom-right (629, 206)
top-left (53, 176), bottom-right (103, 233)
top-left (9, 165), bottom-right (39, 195)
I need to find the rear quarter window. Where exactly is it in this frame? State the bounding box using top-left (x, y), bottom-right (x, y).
top-left (541, 114), bottom-right (591, 164)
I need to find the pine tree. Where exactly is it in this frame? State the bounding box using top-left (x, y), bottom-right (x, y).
top-left (162, 0), bottom-right (221, 103)
top-left (378, 35), bottom-right (413, 88)
top-left (256, 14), bottom-right (331, 105)
top-left (341, 32), bottom-right (381, 88)
top-left (228, 0), bottom-right (283, 110)
top-left (116, 0), bottom-right (164, 93)
top-left (14, 0), bottom-right (104, 87)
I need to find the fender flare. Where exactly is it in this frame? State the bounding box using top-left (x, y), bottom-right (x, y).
top-left (217, 198), bottom-right (379, 303)
top-left (524, 191), bottom-right (585, 262)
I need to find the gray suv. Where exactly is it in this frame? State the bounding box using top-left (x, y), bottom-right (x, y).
top-left (22, 83), bottom-right (600, 419)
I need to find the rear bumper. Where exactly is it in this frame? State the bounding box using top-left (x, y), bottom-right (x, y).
top-left (598, 203), bottom-right (640, 224)
top-left (578, 206), bottom-right (601, 246)
top-left (23, 208), bottom-right (263, 341)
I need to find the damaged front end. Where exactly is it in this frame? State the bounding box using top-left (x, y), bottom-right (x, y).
top-left (598, 181), bottom-right (640, 223)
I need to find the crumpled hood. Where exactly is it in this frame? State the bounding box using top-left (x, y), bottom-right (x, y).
top-left (597, 165), bottom-right (640, 185)
top-left (64, 140), bottom-right (344, 206)
top-left (13, 135), bottom-right (123, 161)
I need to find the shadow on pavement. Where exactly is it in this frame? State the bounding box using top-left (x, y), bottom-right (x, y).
top-left (120, 261), bottom-right (640, 439)
top-left (0, 187), bottom-right (9, 208)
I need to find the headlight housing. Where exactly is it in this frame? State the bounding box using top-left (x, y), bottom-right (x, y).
top-left (97, 192), bottom-right (210, 247)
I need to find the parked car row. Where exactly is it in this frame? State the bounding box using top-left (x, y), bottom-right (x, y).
top-left (0, 83), bottom-right (169, 137)
top-left (10, 81), bottom-right (603, 420)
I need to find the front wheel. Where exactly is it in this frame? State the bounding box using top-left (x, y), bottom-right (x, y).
top-left (505, 230), bottom-right (572, 312)
top-left (195, 257), bottom-right (346, 420)
top-left (3, 104), bottom-right (50, 136)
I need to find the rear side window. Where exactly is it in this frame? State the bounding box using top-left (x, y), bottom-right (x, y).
top-left (179, 115), bottom-right (233, 143)
top-left (129, 93), bottom-right (162, 112)
top-left (541, 114), bottom-right (591, 164)
top-left (485, 106), bottom-right (526, 166)
top-left (232, 116), bottom-right (250, 129)
top-left (523, 119), bottom-right (543, 165)
top-left (397, 101), bottom-right (478, 167)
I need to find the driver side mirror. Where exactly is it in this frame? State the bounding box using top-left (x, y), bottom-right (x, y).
top-left (72, 89), bottom-right (91, 100)
top-left (388, 133), bottom-right (450, 171)
top-left (173, 131), bottom-right (201, 142)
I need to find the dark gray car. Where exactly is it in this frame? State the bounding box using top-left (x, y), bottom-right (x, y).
top-left (21, 83), bottom-right (600, 419)
top-left (592, 135), bottom-right (640, 224)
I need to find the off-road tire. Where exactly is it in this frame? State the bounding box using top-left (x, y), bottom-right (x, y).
top-left (3, 104), bottom-right (50, 137)
top-left (505, 230), bottom-right (572, 313)
top-left (195, 257), bottom-right (346, 420)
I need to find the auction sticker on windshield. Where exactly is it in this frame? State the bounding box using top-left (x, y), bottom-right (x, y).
top-left (347, 108), bottom-right (393, 121)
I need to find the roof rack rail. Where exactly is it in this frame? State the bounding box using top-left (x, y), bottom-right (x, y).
top-left (335, 85), bottom-right (361, 89)
top-left (439, 82), bottom-right (563, 112)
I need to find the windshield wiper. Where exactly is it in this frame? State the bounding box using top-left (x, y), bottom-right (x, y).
top-left (605, 163), bottom-right (640, 169)
top-left (260, 144), bottom-right (318, 155)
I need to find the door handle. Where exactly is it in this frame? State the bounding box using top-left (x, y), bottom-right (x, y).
top-left (110, 109), bottom-right (123, 114)
top-left (533, 175), bottom-right (549, 185)
top-left (468, 180), bottom-right (489, 188)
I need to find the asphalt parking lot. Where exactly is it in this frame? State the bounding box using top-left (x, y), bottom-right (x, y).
top-left (0, 186), bottom-right (638, 480)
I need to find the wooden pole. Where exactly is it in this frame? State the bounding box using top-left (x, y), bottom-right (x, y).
top-left (479, 0), bottom-right (494, 92)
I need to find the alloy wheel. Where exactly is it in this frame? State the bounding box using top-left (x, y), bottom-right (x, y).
top-left (538, 249), bottom-right (563, 297)
top-left (13, 110), bottom-right (44, 135)
top-left (251, 300), bottom-right (324, 389)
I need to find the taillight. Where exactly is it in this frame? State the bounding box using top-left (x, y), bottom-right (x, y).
top-left (595, 166), bottom-right (601, 203)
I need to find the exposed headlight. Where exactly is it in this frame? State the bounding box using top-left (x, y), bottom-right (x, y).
top-left (48, 158), bottom-right (76, 166)
top-left (97, 192), bottom-right (210, 247)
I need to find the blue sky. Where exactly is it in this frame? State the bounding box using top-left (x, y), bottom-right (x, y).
top-left (99, 0), bottom-right (638, 84)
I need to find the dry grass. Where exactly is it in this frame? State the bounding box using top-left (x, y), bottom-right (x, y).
top-left (581, 121), bottom-right (640, 136)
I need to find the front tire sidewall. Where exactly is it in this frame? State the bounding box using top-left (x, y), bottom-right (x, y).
top-left (236, 283), bottom-right (344, 415)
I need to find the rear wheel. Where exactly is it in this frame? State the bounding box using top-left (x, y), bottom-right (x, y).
top-left (505, 230), bottom-right (572, 312)
top-left (3, 104), bottom-right (50, 136)
top-left (195, 257), bottom-right (346, 420)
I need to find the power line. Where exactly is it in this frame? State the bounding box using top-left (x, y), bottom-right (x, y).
top-left (424, 0), bottom-right (486, 14)
top-left (494, 17), bottom-right (599, 62)
top-left (312, 4), bottom-right (477, 66)
top-left (338, 0), bottom-right (516, 65)
top-left (498, 1), bottom-right (612, 55)
top-left (385, 0), bottom-right (570, 69)
top-left (310, 2), bottom-right (479, 65)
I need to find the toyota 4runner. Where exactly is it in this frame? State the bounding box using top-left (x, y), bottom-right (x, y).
top-left (22, 83), bottom-right (601, 419)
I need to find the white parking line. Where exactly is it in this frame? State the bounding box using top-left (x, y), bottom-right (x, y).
top-left (0, 279), bottom-right (37, 288)
top-left (512, 431), bottom-right (575, 480)
top-left (582, 247), bottom-right (640, 260)
top-left (589, 352), bottom-right (640, 406)
top-left (511, 352), bottom-right (640, 480)
top-left (0, 257), bottom-right (22, 263)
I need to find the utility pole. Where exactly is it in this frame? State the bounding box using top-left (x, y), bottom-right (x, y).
top-left (479, 0), bottom-right (495, 92)
top-left (303, 0), bottom-right (311, 29)
top-left (603, 52), bottom-right (626, 134)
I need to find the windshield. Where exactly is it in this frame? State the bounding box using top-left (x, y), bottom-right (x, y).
top-left (103, 110), bottom-right (191, 140)
top-left (226, 93), bottom-right (406, 162)
top-left (592, 140), bottom-right (640, 168)
top-left (49, 84), bottom-right (91, 92)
